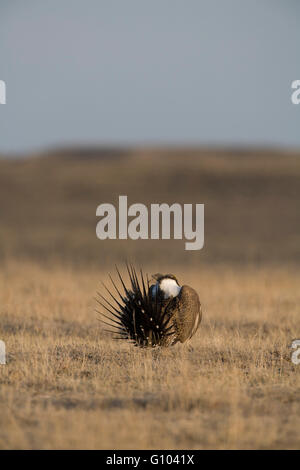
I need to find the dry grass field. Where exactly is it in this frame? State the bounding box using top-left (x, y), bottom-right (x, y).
top-left (0, 147), bottom-right (299, 449)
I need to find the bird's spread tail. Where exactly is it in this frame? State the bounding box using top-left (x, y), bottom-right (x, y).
top-left (96, 264), bottom-right (176, 347)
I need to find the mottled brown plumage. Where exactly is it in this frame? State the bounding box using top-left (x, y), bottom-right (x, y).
top-left (164, 285), bottom-right (202, 345)
top-left (96, 264), bottom-right (202, 348)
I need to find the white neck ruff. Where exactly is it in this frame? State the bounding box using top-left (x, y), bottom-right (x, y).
top-left (159, 278), bottom-right (181, 299)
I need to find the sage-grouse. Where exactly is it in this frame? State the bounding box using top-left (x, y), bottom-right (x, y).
top-left (96, 265), bottom-right (202, 347)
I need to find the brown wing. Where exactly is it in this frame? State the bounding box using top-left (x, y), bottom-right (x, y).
top-left (165, 285), bottom-right (202, 343)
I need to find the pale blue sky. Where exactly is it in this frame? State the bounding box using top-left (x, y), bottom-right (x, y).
top-left (0, 0), bottom-right (299, 153)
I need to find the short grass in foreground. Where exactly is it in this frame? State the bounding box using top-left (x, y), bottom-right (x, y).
top-left (0, 262), bottom-right (299, 449)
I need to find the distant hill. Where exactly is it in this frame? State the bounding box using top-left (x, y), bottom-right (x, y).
top-left (0, 146), bottom-right (299, 268)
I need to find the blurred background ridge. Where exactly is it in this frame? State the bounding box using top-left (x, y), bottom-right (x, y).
top-left (0, 147), bottom-right (299, 268)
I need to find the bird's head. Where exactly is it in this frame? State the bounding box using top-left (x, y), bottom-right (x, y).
top-left (151, 273), bottom-right (181, 299)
